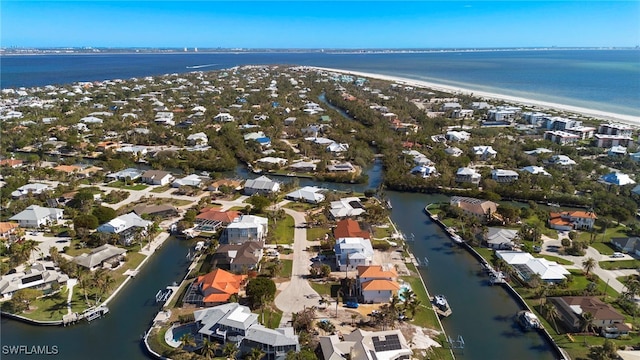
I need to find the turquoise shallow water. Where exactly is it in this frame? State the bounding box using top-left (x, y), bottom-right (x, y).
top-left (2, 49), bottom-right (639, 116)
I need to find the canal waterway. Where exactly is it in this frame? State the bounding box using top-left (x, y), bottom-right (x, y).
top-left (1, 237), bottom-right (193, 360)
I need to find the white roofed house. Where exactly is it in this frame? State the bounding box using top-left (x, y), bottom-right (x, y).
top-left (600, 172), bottom-right (636, 187)
top-left (154, 111), bottom-right (175, 126)
top-left (214, 112), bottom-right (234, 122)
top-left (187, 132), bottom-right (209, 146)
top-left (172, 174), bottom-right (203, 188)
top-left (329, 197), bottom-right (366, 219)
top-left (80, 116), bottom-right (104, 124)
top-left (445, 147), bottom-right (463, 157)
top-left (11, 183), bottom-right (53, 199)
top-left (520, 166), bottom-right (552, 177)
top-left (445, 130), bottom-right (471, 142)
top-left (73, 244), bottom-right (127, 271)
top-left (140, 170), bottom-right (174, 186)
top-left (455, 167), bottom-right (481, 185)
top-left (334, 237), bottom-right (374, 271)
top-left (491, 169), bottom-right (519, 183)
top-left (485, 228), bottom-right (519, 250)
top-left (285, 186), bottom-right (326, 204)
top-left (319, 329), bottom-right (411, 360)
top-left (0, 261), bottom-right (69, 300)
top-left (548, 155), bottom-right (577, 168)
top-left (224, 215), bottom-right (268, 245)
top-left (96, 212), bottom-right (152, 246)
top-left (544, 130), bottom-right (580, 145)
top-left (472, 146), bottom-right (497, 161)
top-left (496, 250), bottom-right (570, 283)
top-left (608, 145), bottom-right (627, 157)
top-left (410, 164), bottom-right (437, 178)
top-left (10, 205), bottom-right (64, 228)
top-left (327, 142), bottom-right (349, 153)
top-left (243, 176), bottom-right (280, 195)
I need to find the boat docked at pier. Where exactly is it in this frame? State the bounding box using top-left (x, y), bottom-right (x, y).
top-left (433, 294), bottom-right (452, 317)
top-left (488, 269), bottom-right (506, 285)
top-left (516, 310), bottom-right (541, 331)
top-left (82, 305), bottom-right (109, 322)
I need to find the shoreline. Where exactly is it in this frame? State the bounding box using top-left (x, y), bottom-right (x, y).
top-left (309, 66), bottom-right (640, 127)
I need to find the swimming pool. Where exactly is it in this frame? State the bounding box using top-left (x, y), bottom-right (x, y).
top-left (398, 283), bottom-right (412, 302)
top-left (165, 323), bottom-right (199, 348)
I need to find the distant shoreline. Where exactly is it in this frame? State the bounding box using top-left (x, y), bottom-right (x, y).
top-left (310, 66), bottom-right (640, 127)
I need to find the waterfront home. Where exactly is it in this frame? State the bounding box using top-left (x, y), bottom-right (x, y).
top-left (116, 145), bottom-right (148, 157)
top-left (106, 168), bottom-right (144, 182)
top-left (496, 250), bottom-right (569, 283)
top-left (445, 130), bottom-right (470, 142)
top-left (132, 204), bottom-right (178, 219)
top-left (410, 164), bottom-right (437, 178)
top-left (491, 169), bottom-right (519, 183)
top-left (0, 261), bottom-right (69, 300)
top-left (195, 209), bottom-right (241, 232)
top-left (611, 237), bottom-right (640, 256)
top-left (327, 162), bottom-right (357, 173)
top-left (450, 196), bottom-right (498, 224)
top-left (543, 130), bottom-right (580, 145)
top-left (257, 157), bottom-right (288, 167)
top-left (184, 269), bottom-right (247, 306)
top-left (9, 205), bottom-right (64, 228)
top-left (329, 197), bottom-right (366, 219)
top-left (519, 166), bottom-right (551, 177)
top-left (11, 183), bottom-right (53, 199)
top-left (140, 170), bottom-right (174, 186)
top-left (96, 212), bottom-right (152, 246)
top-left (335, 237), bottom-right (374, 271)
top-left (211, 241), bottom-right (263, 272)
top-left (599, 172), bottom-right (636, 187)
top-left (327, 142), bottom-right (349, 153)
top-left (172, 174), bottom-right (203, 188)
top-left (243, 176), bottom-right (280, 195)
top-left (334, 219), bottom-right (370, 240)
top-left (285, 186), bottom-right (326, 204)
top-left (484, 228), bottom-right (518, 250)
top-left (73, 244), bottom-right (127, 271)
top-left (547, 296), bottom-right (626, 335)
top-left (548, 210), bottom-right (597, 231)
top-left (403, 150), bottom-right (433, 165)
top-left (319, 329), bottom-right (412, 360)
top-left (356, 265), bottom-right (400, 303)
top-left (208, 179), bottom-right (244, 192)
top-left (192, 303), bottom-right (299, 359)
top-left (288, 161), bottom-right (317, 172)
top-left (455, 167), bottom-right (481, 185)
top-left (223, 215), bottom-right (268, 244)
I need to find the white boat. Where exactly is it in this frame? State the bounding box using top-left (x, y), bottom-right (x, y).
top-left (434, 294), bottom-right (450, 312)
top-left (517, 310), bottom-right (541, 330)
top-left (489, 270), bottom-right (506, 285)
top-left (83, 305), bottom-right (109, 322)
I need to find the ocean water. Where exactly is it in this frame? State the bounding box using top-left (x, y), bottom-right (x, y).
top-left (1, 50), bottom-right (639, 116)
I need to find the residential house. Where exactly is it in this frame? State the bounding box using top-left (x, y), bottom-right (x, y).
top-left (288, 161), bottom-right (317, 172)
top-left (0, 261), bottom-right (69, 300)
top-left (214, 112), bottom-right (234, 122)
top-left (285, 186), bottom-right (325, 204)
top-left (106, 168), bottom-right (144, 182)
top-left (140, 170), bottom-right (173, 186)
top-left (410, 164), bottom-right (437, 178)
top-left (445, 131), bottom-right (471, 142)
top-left (335, 237), bottom-right (374, 271)
top-left (608, 145), bottom-right (627, 157)
top-left (329, 197), bottom-right (366, 219)
top-left (334, 219), bottom-right (370, 240)
top-left (172, 174), bottom-right (203, 188)
top-left (450, 196), bottom-right (499, 224)
top-left (257, 157), bottom-right (287, 167)
top-left (548, 211), bottom-right (597, 231)
top-left (598, 123), bottom-right (634, 137)
top-left (548, 155), bottom-right (577, 167)
top-left (548, 296), bottom-right (626, 335)
top-left (243, 176), bottom-right (280, 195)
top-left (192, 303), bottom-right (299, 360)
top-left (96, 212), bottom-right (152, 246)
top-left (484, 228), bottom-right (518, 249)
top-left (491, 169), bottom-right (519, 183)
top-left (11, 183), bottom-right (53, 199)
top-left (520, 166), bottom-right (551, 177)
top-left (524, 148), bottom-right (553, 156)
top-left (327, 142), bottom-right (349, 153)
top-left (611, 237), bottom-right (640, 256)
top-left (208, 179), bottom-right (243, 192)
top-left (195, 209), bottom-right (241, 232)
top-left (0, 222), bottom-right (19, 242)
top-left (132, 204), bottom-right (178, 219)
top-left (319, 329), bottom-right (412, 360)
top-left (73, 244), bottom-right (127, 270)
top-left (211, 242), bottom-right (264, 273)
top-left (10, 205), bottom-right (64, 228)
top-left (327, 162), bottom-right (356, 173)
top-left (224, 215), bottom-right (268, 244)
top-left (0, 159), bottom-right (24, 168)
top-left (496, 250), bottom-right (570, 283)
top-left (183, 269), bottom-right (247, 306)
top-left (187, 132), bottom-right (208, 146)
top-left (455, 167), bottom-right (481, 185)
top-left (600, 172), bottom-right (636, 187)
top-left (356, 265), bottom-right (400, 303)
top-left (445, 147), bottom-right (463, 157)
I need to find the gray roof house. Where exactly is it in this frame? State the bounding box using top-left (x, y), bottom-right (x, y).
top-left (319, 329), bottom-right (412, 360)
top-left (611, 237), bottom-right (640, 256)
top-left (9, 205), bottom-right (64, 228)
top-left (243, 176), bottom-right (280, 195)
top-left (192, 303), bottom-right (299, 360)
top-left (73, 244), bottom-right (127, 270)
top-left (96, 212), bottom-right (152, 246)
top-left (0, 261), bottom-right (69, 300)
top-left (106, 168), bottom-right (144, 182)
top-left (485, 228), bottom-right (518, 249)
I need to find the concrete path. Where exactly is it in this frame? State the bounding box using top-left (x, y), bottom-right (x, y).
top-left (66, 278), bottom-right (77, 314)
top-left (273, 207), bottom-right (321, 327)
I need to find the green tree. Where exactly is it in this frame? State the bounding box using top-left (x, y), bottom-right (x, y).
top-left (248, 195), bottom-right (271, 214)
top-left (10, 288), bottom-right (42, 313)
top-left (223, 342), bottom-right (239, 360)
top-left (245, 277), bottom-right (276, 309)
top-left (92, 206), bottom-right (117, 224)
top-left (582, 257), bottom-right (596, 276)
top-left (245, 347), bottom-right (265, 360)
top-left (200, 338), bottom-right (218, 359)
top-left (285, 349), bottom-right (318, 360)
top-left (74, 214), bottom-right (100, 230)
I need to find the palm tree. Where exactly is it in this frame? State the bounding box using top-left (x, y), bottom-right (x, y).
top-left (582, 257), bottom-right (597, 276)
top-left (542, 302), bottom-right (560, 334)
top-left (92, 269), bottom-right (116, 302)
top-left (580, 311), bottom-right (595, 346)
top-left (179, 332), bottom-right (196, 350)
top-left (200, 338), bottom-right (218, 359)
top-left (49, 246), bottom-right (60, 265)
top-left (223, 342), bottom-right (239, 360)
top-left (246, 347), bottom-right (265, 360)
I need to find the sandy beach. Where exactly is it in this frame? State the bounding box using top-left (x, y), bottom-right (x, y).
top-left (310, 66), bottom-right (640, 128)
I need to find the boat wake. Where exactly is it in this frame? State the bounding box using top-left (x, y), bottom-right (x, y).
top-left (186, 63), bottom-right (218, 69)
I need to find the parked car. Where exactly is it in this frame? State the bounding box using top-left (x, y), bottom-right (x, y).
top-left (344, 301), bottom-right (359, 309)
top-left (611, 252), bottom-right (625, 258)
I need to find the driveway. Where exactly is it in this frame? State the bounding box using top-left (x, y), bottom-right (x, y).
top-left (273, 206), bottom-right (321, 326)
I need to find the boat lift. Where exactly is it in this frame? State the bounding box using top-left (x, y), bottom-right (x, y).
top-left (155, 289), bottom-right (172, 303)
top-left (448, 335), bottom-right (465, 350)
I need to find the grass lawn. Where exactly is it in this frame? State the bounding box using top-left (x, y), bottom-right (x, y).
top-left (271, 215), bottom-right (295, 245)
top-left (440, 218), bottom-right (456, 228)
top-left (150, 185), bottom-right (171, 193)
top-left (533, 254), bottom-right (573, 265)
top-left (310, 281), bottom-right (340, 297)
top-left (473, 247), bottom-right (496, 263)
top-left (307, 227), bottom-right (331, 241)
top-left (373, 226), bottom-right (393, 239)
top-left (258, 306), bottom-right (283, 329)
top-left (402, 263), bottom-right (441, 331)
top-left (590, 242), bottom-right (616, 255)
top-left (63, 242), bottom-right (92, 257)
top-left (577, 225), bottom-right (627, 244)
top-left (107, 180), bottom-right (148, 191)
top-left (279, 259), bottom-right (293, 278)
top-left (147, 326), bottom-right (176, 357)
top-left (599, 259), bottom-right (640, 270)
top-left (283, 202), bottom-right (316, 212)
top-left (119, 251), bottom-right (147, 273)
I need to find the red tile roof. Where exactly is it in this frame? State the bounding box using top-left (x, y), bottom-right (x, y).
top-left (334, 219), bottom-right (370, 239)
top-left (195, 269), bottom-right (246, 304)
top-left (196, 209), bottom-right (241, 224)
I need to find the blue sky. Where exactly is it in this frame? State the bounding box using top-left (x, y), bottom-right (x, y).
top-left (2, 1), bottom-right (639, 48)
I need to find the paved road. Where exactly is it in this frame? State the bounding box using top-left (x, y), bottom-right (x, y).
top-left (273, 205), bottom-right (321, 327)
